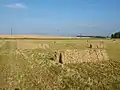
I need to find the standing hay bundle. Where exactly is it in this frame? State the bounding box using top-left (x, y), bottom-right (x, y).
top-left (53, 41), bottom-right (56, 44)
top-left (89, 44), bottom-right (92, 48)
top-left (59, 53), bottom-right (63, 64)
top-left (44, 44), bottom-right (49, 49)
top-left (100, 40), bottom-right (104, 49)
top-left (54, 51), bottom-right (57, 60)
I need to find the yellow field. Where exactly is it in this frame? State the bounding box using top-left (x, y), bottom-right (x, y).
top-left (0, 38), bottom-right (120, 90)
top-left (0, 35), bottom-right (80, 39)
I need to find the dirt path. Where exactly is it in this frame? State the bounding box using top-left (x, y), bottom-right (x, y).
top-left (0, 41), bottom-right (29, 90)
top-left (0, 41), bottom-right (18, 89)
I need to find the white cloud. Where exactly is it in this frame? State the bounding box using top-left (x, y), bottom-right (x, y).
top-left (4, 3), bottom-right (26, 9)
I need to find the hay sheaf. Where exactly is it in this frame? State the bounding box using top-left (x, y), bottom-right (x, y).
top-left (57, 49), bottom-right (109, 64)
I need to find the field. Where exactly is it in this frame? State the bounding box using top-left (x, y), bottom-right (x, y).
top-left (0, 37), bottom-right (120, 90)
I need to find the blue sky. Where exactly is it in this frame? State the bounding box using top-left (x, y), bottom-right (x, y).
top-left (0, 0), bottom-right (120, 36)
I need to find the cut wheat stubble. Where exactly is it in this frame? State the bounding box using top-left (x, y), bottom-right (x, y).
top-left (56, 48), bottom-right (109, 64)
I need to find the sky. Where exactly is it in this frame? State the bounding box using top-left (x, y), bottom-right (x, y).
top-left (0, 0), bottom-right (120, 36)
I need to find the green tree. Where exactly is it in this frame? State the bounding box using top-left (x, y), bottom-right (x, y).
top-left (111, 32), bottom-right (120, 38)
top-left (111, 34), bottom-right (114, 38)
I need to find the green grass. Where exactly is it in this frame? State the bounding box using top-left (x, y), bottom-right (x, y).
top-left (0, 39), bottom-right (120, 90)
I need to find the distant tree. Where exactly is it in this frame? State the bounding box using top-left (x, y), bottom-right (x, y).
top-left (111, 34), bottom-right (114, 38)
top-left (111, 31), bottom-right (120, 38)
top-left (94, 36), bottom-right (106, 38)
top-left (106, 36), bottom-right (109, 38)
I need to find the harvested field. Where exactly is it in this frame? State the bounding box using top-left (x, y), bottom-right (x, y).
top-left (0, 35), bottom-right (81, 39)
top-left (0, 38), bottom-right (120, 90)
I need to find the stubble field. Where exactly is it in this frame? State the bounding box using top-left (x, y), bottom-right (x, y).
top-left (0, 37), bottom-right (120, 90)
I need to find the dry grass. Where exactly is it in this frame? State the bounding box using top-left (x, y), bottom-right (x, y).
top-left (16, 40), bottom-right (50, 50)
top-left (0, 39), bottom-right (120, 90)
top-left (60, 48), bottom-right (109, 64)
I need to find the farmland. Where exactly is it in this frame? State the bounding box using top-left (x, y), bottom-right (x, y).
top-left (0, 37), bottom-right (120, 90)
